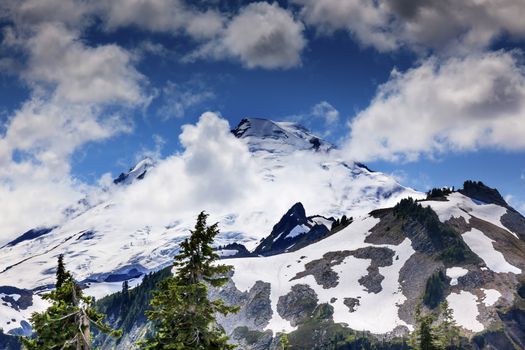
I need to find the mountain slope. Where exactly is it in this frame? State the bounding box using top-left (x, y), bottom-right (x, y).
top-left (92, 184), bottom-right (525, 349)
top-left (0, 118), bottom-right (466, 338)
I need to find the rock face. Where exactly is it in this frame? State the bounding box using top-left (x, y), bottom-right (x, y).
top-left (459, 180), bottom-right (508, 208)
top-left (253, 202), bottom-right (333, 256)
top-left (343, 297), bottom-right (360, 312)
top-left (212, 277), bottom-right (273, 333)
top-left (277, 284), bottom-right (318, 326)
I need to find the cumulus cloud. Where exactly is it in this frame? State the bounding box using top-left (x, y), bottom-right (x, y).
top-left (96, 0), bottom-right (225, 40)
top-left (292, 0), bottom-right (397, 52)
top-left (189, 2), bottom-right (306, 69)
top-left (24, 23), bottom-right (145, 104)
top-left (343, 51), bottom-right (525, 162)
top-left (0, 6), bottom-right (146, 243)
top-left (0, 0), bottom-right (92, 30)
top-left (293, 0), bottom-right (525, 54)
top-left (115, 112), bottom-right (258, 226)
top-left (0, 98), bottom-right (132, 243)
top-left (311, 101), bottom-right (340, 125)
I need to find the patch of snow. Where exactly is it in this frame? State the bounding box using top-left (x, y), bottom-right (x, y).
top-left (462, 228), bottom-right (521, 274)
top-left (309, 217), bottom-right (333, 229)
top-left (425, 193), bottom-right (519, 239)
top-left (0, 293), bottom-right (48, 333)
top-left (446, 267), bottom-right (468, 286)
top-left (217, 249), bottom-right (238, 257)
top-left (287, 225), bottom-right (309, 239)
top-left (84, 276), bottom-right (143, 300)
top-left (0, 293), bottom-right (21, 302)
top-left (480, 289), bottom-right (501, 307)
top-left (447, 291), bottom-right (484, 332)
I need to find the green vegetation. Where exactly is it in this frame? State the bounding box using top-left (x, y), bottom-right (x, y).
top-left (423, 271), bottom-right (448, 309)
top-left (331, 215), bottom-right (353, 232)
top-left (142, 211), bottom-right (239, 349)
top-left (285, 304), bottom-right (410, 350)
top-left (462, 180), bottom-right (485, 192)
top-left (278, 333), bottom-right (290, 350)
top-left (426, 188), bottom-right (453, 200)
top-left (393, 198), bottom-right (480, 265)
top-left (96, 267), bottom-right (172, 338)
top-left (22, 255), bottom-right (120, 350)
top-left (410, 305), bottom-right (438, 350)
top-left (410, 302), bottom-right (463, 350)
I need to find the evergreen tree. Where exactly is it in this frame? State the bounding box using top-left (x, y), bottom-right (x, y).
top-left (434, 301), bottom-right (461, 349)
top-left (143, 211), bottom-right (238, 350)
top-left (121, 280), bottom-right (130, 316)
top-left (410, 304), bottom-right (439, 350)
top-left (22, 256), bottom-right (120, 350)
top-left (279, 333), bottom-right (290, 350)
top-left (56, 254), bottom-right (68, 289)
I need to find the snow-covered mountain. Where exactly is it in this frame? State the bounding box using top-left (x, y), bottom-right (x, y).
top-left (0, 118), bottom-right (421, 335)
top-left (2, 118), bottom-right (524, 349)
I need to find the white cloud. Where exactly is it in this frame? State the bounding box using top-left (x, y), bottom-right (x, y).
top-left (96, 0), bottom-right (225, 40)
top-left (0, 13), bottom-right (146, 243)
top-left (293, 0), bottom-right (397, 52)
top-left (293, 0), bottom-right (525, 54)
top-left (115, 112), bottom-right (258, 226)
top-left (344, 51), bottom-right (525, 162)
top-left (1, 0), bottom-right (92, 29)
top-left (24, 23), bottom-right (145, 104)
top-left (0, 98), bottom-right (132, 244)
top-left (311, 101), bottom-right (340, 125)
top-left (189, 2), bottom-right (306, 69)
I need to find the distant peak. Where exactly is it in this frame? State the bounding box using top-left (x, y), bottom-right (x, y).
top-left (113, 157), bottom-right (155, 185)
top-left (231, 118), bottom-right (333, 153)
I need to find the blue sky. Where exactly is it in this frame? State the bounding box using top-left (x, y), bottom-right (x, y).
top-left (1, 0), bottom-right (525, 232)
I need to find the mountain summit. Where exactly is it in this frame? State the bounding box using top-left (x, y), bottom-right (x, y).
top-left (232, 118), bottom-right (333, 153)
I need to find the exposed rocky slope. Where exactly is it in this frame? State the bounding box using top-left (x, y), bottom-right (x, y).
top-left (90, 184), bottom-right (525, 349)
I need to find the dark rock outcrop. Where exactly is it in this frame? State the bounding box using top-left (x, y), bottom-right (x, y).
top-left (277, 284), bottom-right (318, 326)
top-left (253, 203), bottom-right (333, 256)
top-left (460, 180), bottom-right (508, 208)
top-left (343, 297), bottom-right (360, 312)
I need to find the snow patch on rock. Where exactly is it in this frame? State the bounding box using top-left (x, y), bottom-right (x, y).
top-left (462, 228), bottom-right (521, 274)
top-left (447, 291), bottom-right (484, 332)
top-left (446, 267), bottom-right (468, 286)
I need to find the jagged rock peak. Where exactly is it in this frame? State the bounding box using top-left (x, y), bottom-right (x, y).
top-left (459, 180), bottom-right (508, 207)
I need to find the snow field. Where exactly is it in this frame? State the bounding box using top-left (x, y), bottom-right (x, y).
top-left (229, 216), bottom-right (415, 334)
top-left (447, 291), bottom-right (484, 332)
top-left (462, 229), bottom-right (521, 274)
